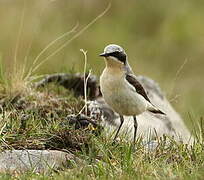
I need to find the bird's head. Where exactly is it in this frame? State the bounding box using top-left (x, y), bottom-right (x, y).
top-left (99, 44), bottom-right (127, 68)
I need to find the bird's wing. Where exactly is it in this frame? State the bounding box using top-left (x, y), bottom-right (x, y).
top-left (125, 74), bottom-right (165, 115)
top-left (125, 74), bottom-right (151, 103)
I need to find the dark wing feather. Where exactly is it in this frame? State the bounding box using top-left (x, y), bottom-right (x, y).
top-left (125, 74), bottom-right (165, 115)
top-left (125, 74), bottom-right (151, 103)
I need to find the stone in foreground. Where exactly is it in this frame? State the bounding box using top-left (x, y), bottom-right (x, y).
top-left (0, 150), bottom-right (79, 173)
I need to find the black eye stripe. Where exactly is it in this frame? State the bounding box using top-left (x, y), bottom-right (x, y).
top-left (108, 51), bottom-right (126, 63)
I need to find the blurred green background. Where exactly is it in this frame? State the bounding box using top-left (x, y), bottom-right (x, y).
top-left (0, 0), bottom-right (203, 125)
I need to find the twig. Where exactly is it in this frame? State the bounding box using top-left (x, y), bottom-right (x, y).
top-left (24, 1), bottom-right (57, 81)
top-left (169, 94), bottom-right (181, 103)
top-left (14, 0), bottom-right (26, 70)
top-left (80, 49), bottom-right (92, 115)
top-left (25, 23), bottom-right (78, 80)
top-left (29, 3), bottom-right (111, 75)
top-left (80, 49), bottom-right (88, 115)
top-left (169, 58), bottom-right (188, 98)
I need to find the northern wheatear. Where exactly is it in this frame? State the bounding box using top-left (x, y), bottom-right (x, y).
top-left (99, 44), bottom-right (165, 144)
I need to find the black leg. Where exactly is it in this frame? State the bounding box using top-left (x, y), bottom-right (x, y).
top-left (133, 116), bottom-right (138, 144)
top-left (113, 115), bottom-right (124, 142)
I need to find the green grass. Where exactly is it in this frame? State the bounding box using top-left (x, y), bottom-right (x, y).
top-left (0, 0), bottom-right (203, 179)
top-left (0, 82), bottom-right (203, 179)
top-left (0, 0), bottom-right (204, 119)
top-left (0, 133), bottom-right (204, 179)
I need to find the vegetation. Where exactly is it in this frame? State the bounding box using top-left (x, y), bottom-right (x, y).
top-left (0, 85), bottom-right (203, 179)
top-left (0, 0), bottom-right (203, 179)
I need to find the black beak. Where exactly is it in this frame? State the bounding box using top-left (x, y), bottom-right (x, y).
top-left (99, 52), bottom-right (109, 57)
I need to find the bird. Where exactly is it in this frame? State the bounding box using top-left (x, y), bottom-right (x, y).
top-left (99, 44), bottom-right (165, 144)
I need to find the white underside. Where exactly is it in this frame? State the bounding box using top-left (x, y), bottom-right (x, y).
top-left (100, 68), bottom-right (153, 116)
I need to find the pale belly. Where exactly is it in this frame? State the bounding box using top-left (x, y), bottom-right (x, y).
top-left (100, 73), bottom-right (148, 116)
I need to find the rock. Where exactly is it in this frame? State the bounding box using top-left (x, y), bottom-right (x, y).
top-left (35, 73), bottom-right (193, 144)
top-left (0, 150), bottom-right (80, 173)
top-left (35, 73), bottom-right (99, 99)
top-left (88, 75), bottom-right (194, 144)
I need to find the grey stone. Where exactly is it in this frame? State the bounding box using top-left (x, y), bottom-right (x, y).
top-left (88, 75), bottom-right (194, 144)
top-left (0, 150), bottom-right (80, 173)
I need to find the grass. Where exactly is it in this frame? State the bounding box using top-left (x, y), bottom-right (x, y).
top-left (0, 0), bottom-right (203, 179)
top-left (0, 119), bottom-right (204, 180)
top-left (0, 63), bottom-right (202, 179)
top-left (1, 0), bottom-right (203, 119)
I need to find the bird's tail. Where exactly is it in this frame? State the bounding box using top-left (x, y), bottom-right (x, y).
top-left (148, 108), bottom-right (166, 115)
